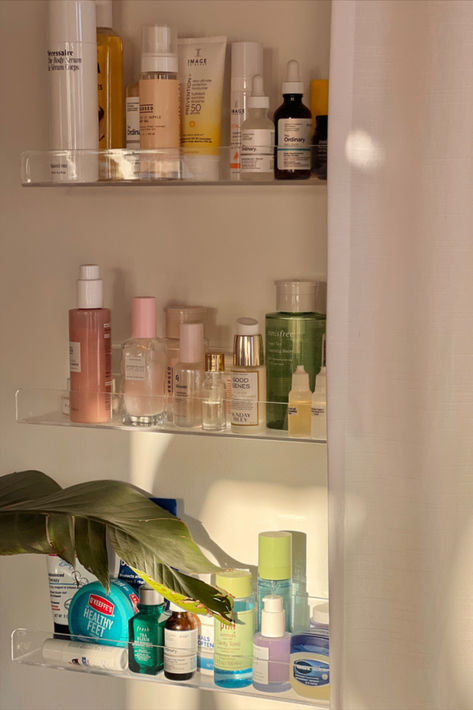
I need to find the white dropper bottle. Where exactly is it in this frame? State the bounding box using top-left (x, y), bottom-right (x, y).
top-left (311, 363), bottom-right (326, 440)
top-left (241, 75), bottom-right (275, 182)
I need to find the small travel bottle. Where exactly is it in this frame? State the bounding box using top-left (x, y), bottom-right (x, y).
top-left (164, 602), bottom-right (198, 681)
top-left (241, 75), bottom-right (275, 181)
top-left (121, 297), bottom-right (166, 426)
top-left (125, 82), bottom-right (140, 149)
top-left (69, 264), bottom-right (111, 423)
top-left (214, 570), bottom-right (255, 688)
top-left (253, 595), bottom-right (291, 693)
top-left (274, 60), bottom-right (312, 179)
top-left (96, 0), bottom-right (123, 149)
top-left (202, 352), bottom-right (226, 431)
top-left (128, 584), bottom-right (165, 675)
top-left (173, 322), bottom-right (205, 428)
top-left (139, 25), bottom-right (180, 178)
top-left (311, 362), bottom-right (327, 440)
top-left (257, 531), bottom-right (292, 632)
top-left (288, 365), bottom-right (312, 438)
top-left (231, 318), bottom-right (266, 432)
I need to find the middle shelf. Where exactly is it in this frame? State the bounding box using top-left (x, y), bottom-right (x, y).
top-left (15, 388), bottom-right (326, 443)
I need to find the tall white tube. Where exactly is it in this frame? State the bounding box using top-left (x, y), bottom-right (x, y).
top-left (47, 0), bottom-right (98, 182)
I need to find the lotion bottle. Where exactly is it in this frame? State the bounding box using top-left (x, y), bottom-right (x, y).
top-left (231, 318), bottom-right (265, 432)
top-left (288, 365), bottom-right (312, 438)
top-left (121, 297), bottom-right (166, 426)
top-left (164, 602), bottom-right (198, 681)
top-left (128, 584), bottom-right (165, 675)
top-left (274, 59), bottom-right (312, 179)
top-left (173, 322), bottom-right (205, 428)
top-left (253, 595), bottom-right (291, 693)
top-left (47, 0), bottom-right (98, 182)
top-left (241, 75), bottom-right (275, 181)
top-left (69, 264), bottom-right (111, 423)
top-left (96, 0), bottom-right (123, 149)
top-left (230, 41), bottom-right (263, 178)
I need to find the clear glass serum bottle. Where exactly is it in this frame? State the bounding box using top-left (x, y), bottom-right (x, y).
top-left (202, 352), bottom-right (226, 431)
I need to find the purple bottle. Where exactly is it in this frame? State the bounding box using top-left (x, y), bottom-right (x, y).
top-left (252, 595), bottom-right (291, 692)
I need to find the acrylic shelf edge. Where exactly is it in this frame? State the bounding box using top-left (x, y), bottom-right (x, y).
top-left (20, 176), bottom-right (327, 188)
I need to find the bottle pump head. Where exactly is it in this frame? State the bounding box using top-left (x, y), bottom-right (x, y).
top-left (261, 595), bottom-right (286, 638)
top-left (282, 59), bottom-right (304, 96)
top-left (141, 24), bottom-right (178, 74)
top-left (248, 75), bottom-right (269, 109)
top-left (77, 264), bottom-right (103, 309)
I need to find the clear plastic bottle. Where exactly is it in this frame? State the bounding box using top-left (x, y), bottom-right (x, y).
top-left (311, 363), bottom-right (327, 440)
top-left (288, 365), bottom-right (312, 438)
top-left (241, 75), bottom-right (275, 182)
top-left (173, 322), bottom-right (204, 428)
top-left (274, 59), bottom-right (312, 180)
top-left (202, 352), bottom-right (226, 431)
top-left (257, 531), bottom-right (292, 632)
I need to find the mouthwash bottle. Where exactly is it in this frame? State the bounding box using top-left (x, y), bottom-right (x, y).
top-left (274, 59), bottom-right (312, 179)
top-left (266, 280), bottom-right (326, 430)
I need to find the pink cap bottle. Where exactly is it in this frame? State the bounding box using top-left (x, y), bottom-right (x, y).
top-left (179, 322), bottom-right (204, 364)
top-left (132, 297), bottom-right (157, 339)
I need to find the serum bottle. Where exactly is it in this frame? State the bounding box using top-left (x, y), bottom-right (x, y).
top-left (288, 365), bottom-right (312, 438)
top-left (69, 265), bottom-right (111, 423)
top-left (274, 60), bottom-right (312, 179)
top-left (253, 595), bottom-right (291, 693)
top-left (231, 318), bottom-right (266, 432)
top-left (96, 0), bottom-right (123, 149)
top-left (257, 531), bottom-right (292, 632)
top-left (230, 41), bottom-right (263, 178)
top-left (174, 322), bottom-right (205, 428)
top-left (121, 297), bottom-right (166, 426)
top-left (214, 570), bottom-right (255, 688)
top-left (164, 602), bottom-right (198, 681)
top-left (128, 584), bottom-right (165, 675)
top-left (240, 75), bottom-right (275, 181)
top-left (202, 352), bottom-right (226, 431)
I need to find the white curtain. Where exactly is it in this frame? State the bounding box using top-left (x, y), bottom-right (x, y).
top-left (327, 2), bottom-right (473, 709)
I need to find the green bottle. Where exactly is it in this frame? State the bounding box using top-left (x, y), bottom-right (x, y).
top-left (128, 584), bottom-right (166, 675)
top-left (265, 280), bottom-right (326, 430)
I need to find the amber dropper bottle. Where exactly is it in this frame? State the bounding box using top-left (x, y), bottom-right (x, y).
top-left (164, 602), bottom-right (198, 681)
top-left (274, 59), bottom-right (312, 179)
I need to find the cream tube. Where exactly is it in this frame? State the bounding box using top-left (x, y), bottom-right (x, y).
top-left (178, 36), bottom-right (227, 180)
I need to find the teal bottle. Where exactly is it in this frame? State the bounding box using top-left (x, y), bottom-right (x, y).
top-left (128, 584), bottom-right (165, 675)
top-left (266, 280), bottom-right (326, 430)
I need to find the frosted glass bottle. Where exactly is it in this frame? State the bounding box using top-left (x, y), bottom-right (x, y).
top-left (202, 352), bottom-right (226, 431)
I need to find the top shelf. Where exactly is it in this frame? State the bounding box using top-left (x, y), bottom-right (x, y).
top-left (20, 148), bottom-right (327, 187)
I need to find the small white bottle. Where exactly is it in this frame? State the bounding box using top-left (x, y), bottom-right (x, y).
top-left (202, 352), bottom-right (226, 432)
top-left (241, 75), bottom-right (275, 181)
top-left (174, 322), bottom-right (204, 428)
top-left (311, 364), bottom-right (327, 440)
top-left (231, 318), bottom-right (266, 432)
top-left (288, 366), bottom-right (312, 438)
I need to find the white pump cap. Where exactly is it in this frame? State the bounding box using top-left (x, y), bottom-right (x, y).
top-left (236, 317), bottom-right (259, 336)
top-left (141, 25), bottom-right (178, 74)
top-left (261, 595), bottom-right (286, 638)
top-left (139, 584), bottom-right (164, 606)
top-left (292, 365), bottom-right (310, 391)
top-left (179, 322), bottom-right (204, 364)
top-left (248, 75), bottom-right (269, 109)
top-left (282, 59), bottom-right (304, 96)
top-left (95, 0), bottom-right (112, 27)
top-left (49, 0), bottom-right (97, 44)
top-left (77, 264), bottom-right (103, 309)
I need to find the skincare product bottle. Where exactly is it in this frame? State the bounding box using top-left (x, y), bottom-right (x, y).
top-left (257, 531), bottom-right (292, 632)
top-left (139, 25), bottom-right (180, 178)
top-left (164, 305), bottom-right (210, 405)
top-left (121, 297), bottom-right (166, 426)
top-left (266, 279), bottom-right (326, 430)
top-left (96, 0), bottom-right (123, 149)
top-left (128, 584), bottom-right (165, 675)
top-left (309, 79), bottom-right (329, 138)
top-left (174, 322), bottom-right (205, 428)
top-left (230, 41), bottom-right (263, 178)
top-left (288, 365), bottom-right (312, 438)
top-left (231, 318), bottom-right (265, 432)
top-left (42, 638), bottom-right (128, 672)
top-left (253, 595), bottom-right (291, 693)
top-left (125, 82), bottom-right (140, 149)
top-left (241, 75), bottom-right (275, 181)
top-left (214, 569), bottom-right (255, 688)
top-left (69, 264), bottom-right (111, 423)
top-left (47, 0), bottom-right (98, 182)
top-left (196, 613), bottom-right (215, 674)
top-left (274, 60), bottom-right (312, 179)
top-left (310, 79), bottom-right (329, 179)
top-left (290, 606), bottom-right (330, 701)
top-left (202, 352), bottom-right (226, 431)
top-left (164, 602), bottom-right (198, 681)
top-left (311, 361), bottom-right (327, 440)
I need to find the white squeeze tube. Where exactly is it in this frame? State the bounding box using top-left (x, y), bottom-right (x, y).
top-left (177, 36), bottom-right (227, 181)
top-left (42, 639), bottom-right (127, 672)
top-left (47, 0), bottom-right (99, 182)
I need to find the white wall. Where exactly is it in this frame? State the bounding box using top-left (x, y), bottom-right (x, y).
top-left (0, 1), bottom-right (330, 709)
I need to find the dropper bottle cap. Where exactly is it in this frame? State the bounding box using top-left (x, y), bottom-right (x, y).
top-left (291, 365), bottom-right (310, 391)
top-left (248, 75), bottom-right (269, 109)
top-left (282, 59), bottom-right (304, 96)
top-left (261, 595), bottom-right (286, 638)
top-left (77, 264), bottom-right (103, 309)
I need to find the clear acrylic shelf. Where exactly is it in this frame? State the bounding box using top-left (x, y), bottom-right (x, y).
top-left (20, 148), bottom-right (327, 187)
top-left (15, 388), bottom-right (327, 443)
top-left (11, 627), bottom-right (329, 708)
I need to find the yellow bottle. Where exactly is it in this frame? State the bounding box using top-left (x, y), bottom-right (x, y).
top-left (288, 366), bottom-right (312, 438)
top-left (96, 0), bottom-right (123, 149)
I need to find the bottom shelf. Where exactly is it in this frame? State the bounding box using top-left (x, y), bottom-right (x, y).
top-left (12, 628), bottom-right (329, 708)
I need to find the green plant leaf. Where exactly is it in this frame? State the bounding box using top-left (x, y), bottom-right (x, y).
top-left (0, 470), bottom-right (61, 506)
top-left (75, 517), bottom-right (108, 590)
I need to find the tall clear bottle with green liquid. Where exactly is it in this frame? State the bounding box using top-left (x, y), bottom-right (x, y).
top-left (266, 280), bottom-right (326, 430)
